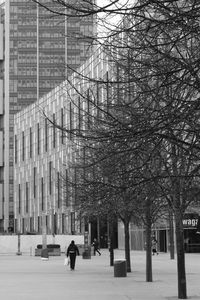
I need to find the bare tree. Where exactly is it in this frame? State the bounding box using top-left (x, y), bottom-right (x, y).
top-left (39, 1), bottom-right (200, 299)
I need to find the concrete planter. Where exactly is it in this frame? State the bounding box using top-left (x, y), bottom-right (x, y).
top-left (35, 246), bottom-right (61, 256)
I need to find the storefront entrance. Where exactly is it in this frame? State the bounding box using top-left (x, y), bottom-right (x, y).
top-left (90, 217), bottom-right (118, 249)
top-left (183, 213), bottom-right (200, 253)
top-left (184, 229), bottom-right (200, 252)
top-left (159, 230), bottom-right (167, 252)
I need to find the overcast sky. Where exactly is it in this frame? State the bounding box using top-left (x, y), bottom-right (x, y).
top-left (96, 0), bottom-right (131, 36)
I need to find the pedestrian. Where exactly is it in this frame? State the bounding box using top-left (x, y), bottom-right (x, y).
top-left (66, 240), bottom-right (79, 270)
top-left (152, 237), bottom-right (159, 255)
top-left (92, 238), bottom-right (101, 256)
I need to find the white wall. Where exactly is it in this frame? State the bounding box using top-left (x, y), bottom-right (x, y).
top-left (0, 235), bottom-right (84, 255)
top-left (0, 80), bottom-right (3, 115)
top-left (0, 184), bottom-right (2, 219)
top-left (0, 24), bottom-right (3, 60)
top-left (0, 131), bottom-right (3, 166)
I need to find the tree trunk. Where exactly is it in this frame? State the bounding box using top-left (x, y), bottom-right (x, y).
top-left (175, 210), bottom-right (187, 299)
top-left (169, 208), bottom-right (175, 260)
top-left (109, 220), bottom-right (114, 266)
top-left (124, 219), bottom-right (131, 272)
top-left (145, 199), bottom-right (153, 282)
top-left (109, 246), bottom-right (114, 266)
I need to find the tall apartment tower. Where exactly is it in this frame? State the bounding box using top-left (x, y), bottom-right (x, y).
top-left (0, 0), bottom-right (95, 232)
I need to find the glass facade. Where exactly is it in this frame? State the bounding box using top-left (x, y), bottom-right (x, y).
top-left (14, 46), bottom-right (110, 234)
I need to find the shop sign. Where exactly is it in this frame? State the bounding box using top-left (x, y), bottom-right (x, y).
top-left (182, 214), bottom-right (199, 228)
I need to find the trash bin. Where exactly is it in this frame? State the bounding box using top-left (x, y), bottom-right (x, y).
top-left (82, 247), bottom-right (91, 259)
top-left (114, 259), bottom-right (127, 277)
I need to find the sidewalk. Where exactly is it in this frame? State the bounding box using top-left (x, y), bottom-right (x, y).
top-left (0, 249), bottom-right (199, 300)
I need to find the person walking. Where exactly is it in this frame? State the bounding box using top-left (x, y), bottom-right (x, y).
top-left (92, 238), bottom-right (101, 256)
top-left (66, 240), bottom-right (79, 270)
top-left (152, 236), bottom-right (159, 255)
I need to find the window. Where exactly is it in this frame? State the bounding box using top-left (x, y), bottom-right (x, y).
top-left (57, 172), bottom-right (60, 208)
top-left (65, 169), bottom-right (69, 207)
top-left (62, 213), bottom-right (65, 234)
top-left (69, 102), bottom-right (72, 140)
top-left (87, 89), bottom-right (90, 128)
top-left (22, 132), bottom-right (25, 161)
top-left (38, 216), bottom-right (40, 233)
top-left (33, 167), bottom-right (36, 198)
top-left (26, 182), bottom-right (29, 213)
top-left (15, 135), bottom-right (17, 163)
top-left (41, 177), bottom-right (44, 211)
top-left (30, 127), bottom-right (32, 158)
top-left (74, 168), bottom-right (77, 205)
top-left (49, 162), bottom-right (52, 195)
top-left (71, 212), bottom-right (75, 234)
top-left (53, 114), bottom-right (56, 148)
top-left (18, 184), bottom-right (21, 214)
top-left (37, 123), bottom-right (40, 155)
top-left (45, 119), bottom-right (48, 152)
top-left (61, 108), bottom-right (64, 144)
top-left (78, 97), bottom-right (81, 132)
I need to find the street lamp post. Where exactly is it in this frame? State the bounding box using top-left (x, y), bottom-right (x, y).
top-left (16, 233), bottom-right (22, 255)
top-left (42, 213), bottom-right (47, 249)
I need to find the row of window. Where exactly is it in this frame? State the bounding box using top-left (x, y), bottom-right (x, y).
top-left (17, 56), bottom-right (64, 64)
top-left (15, 211), bottom-right (78, 235)
top-left (15, 91), bottom-right (100, 163)
top-left (15, 111), bottom-right (64, 163)
top-left (16, 80), bottom-right (61, 89)
top-left (17, 172), bottom-right (63, 215)
top-left (16, 161), bottom-right (80, 216)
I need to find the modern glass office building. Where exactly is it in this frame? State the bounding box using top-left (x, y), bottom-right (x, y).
top-left (0, 0), bottom-right (95, 232)
top-left (13, 31), bottom-right (200, 252)
top-left (14, 46), bottom-right (109, 235)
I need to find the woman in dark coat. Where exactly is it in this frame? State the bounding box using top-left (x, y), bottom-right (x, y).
top-left (66, 240), bottom-right (79, 270)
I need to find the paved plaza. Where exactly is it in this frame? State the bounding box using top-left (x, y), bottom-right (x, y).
top-left (0, 249), bottom-right (199, 300)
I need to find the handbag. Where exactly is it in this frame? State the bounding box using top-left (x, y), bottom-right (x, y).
top-left (64, 257), bottom-right (70, 266)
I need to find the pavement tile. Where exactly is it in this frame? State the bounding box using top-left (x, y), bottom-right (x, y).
top-left (0, 250), bottom-right (199, 300)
